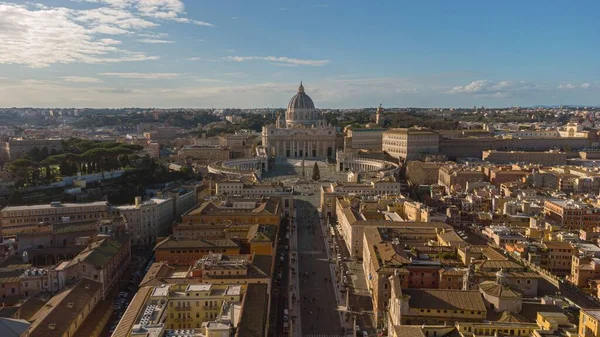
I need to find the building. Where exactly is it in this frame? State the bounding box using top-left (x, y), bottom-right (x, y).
top-left (528, 241), bottom-right (577, 276)
top-left (345, 127), bottom-right (386, 151)
top-left (178, 145), bottom-right (231, 161)
top-left (438, 166), bottom-right (485, 193)
top-left (5, 138), bottom-right (63, 160)
top-left (261, 83), bottom-right (338, 159)
top-left (362, 226), bottom-right (466, 326)
top-left (182, 198), bottom-right (282, 227)
top-left (215, 182), bottom-right (294, 217)
top-left (336, 196), bottom-right (451, 258)
top-left (388, 275), bottom-right (487, 325)
top-left (48, 234), bottom-right (131, 298)
top-left (580, 309), bottom-right (600, 337)
top-left (1, 201), bottom-right (109, 235)
top-left (27, 278), bottom-right (104, 337)
top-left (139, 253), bottom-right (272, 289)
top-left (115, 197), bottom-right (173, 246)
top-left (543, 199), bottom-right (600, 231)
top-left (112, 283), bottom-right (246, 336)
top-left (144, 142), bottom-right (160, 159)
top-left (382, 127), bottom-right (440, 161)
top-left (482, 150), bottom-right (567, 166)
top-left (161, 187), bottom-right (198, 221)
top-left (154, 237), bottom-right (241, 265)
top-left (320, 181), bottom-right (402, 217)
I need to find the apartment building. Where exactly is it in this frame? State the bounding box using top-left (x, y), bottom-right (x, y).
top-left (5, 138), bottom-right (63, 160)
top-left (336, 196), bottom-right (451, 258)
top-left (388, 275), bottom-right (487, 326)
top-left (140, 253), bottom-right (272, 289)
top-left (543, 199), bottom-right (600, 231)
top-left (1, 201), bottom-right (109, 230)
top-left (529, 241), bottom-right (576, 276)
top-left (438, 166), bottom-right (485, 193)
top-left (382, 127), bottom-right (439, 161)
top-left (113, 283), bottom-right (246, 335)
top-left (181, 198), bottom-right (282, 226)
top-left (154, 237), bottom-right (240, 265)
top-left (362, 226), bottom-right (467, 326)
top-left (580, 309), bottom-right (600, 337)
top-left (48, 234), bottom-right (131, 298)
top-left (320, 180), bottom-right (402, 217)
top-left (115, 197), bottom-right (173, 246)
top-left (215, 182), bottom-right (293, 217)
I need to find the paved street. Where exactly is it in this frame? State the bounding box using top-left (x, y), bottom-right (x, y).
top-left (263, 159), bottom-right (369, 336)
top-left (296, 197), bottom-right (345, 336)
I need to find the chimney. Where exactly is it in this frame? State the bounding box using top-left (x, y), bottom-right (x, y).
top-left (135, 197), bottom-right (142, 208)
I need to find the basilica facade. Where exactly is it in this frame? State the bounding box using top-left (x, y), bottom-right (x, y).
top-left (262, 83), bottom-right (337, 159)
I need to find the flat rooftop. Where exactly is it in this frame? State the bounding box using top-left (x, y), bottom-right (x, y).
top-left (186, 284), bottom-right (211, 292)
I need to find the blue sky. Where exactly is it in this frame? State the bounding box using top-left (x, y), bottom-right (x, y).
top-left (0, 0), bottom-right (599, 108)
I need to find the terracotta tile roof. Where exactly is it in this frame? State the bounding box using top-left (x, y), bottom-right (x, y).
top-left (154, 236), bottom-right (239, 250)
top-left (111, 286), bottom-right (153, 337)
top-left (403, 289), bottom-right (486, 312)
top-left (235, 283), bottom-right (268, 337)
top-left (12, 298), bottom-right (46, 321)
top-left (395, 326), bottom-right (426, 337)
top-left (28, 278), bottom-right (102, 337)
top-left (479, 281), bottom-right (522, 298)
top-left (72, 299), bottom-right (112, 337)
top-left (65, 235), bottom-right (128, 269)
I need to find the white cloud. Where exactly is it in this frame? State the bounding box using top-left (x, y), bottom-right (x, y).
top-left (449, 80), bottom-right (539, 97)
top-left (99, 72), bottom-right (180, 79)
top-left (137, 32), bottom-right (168, 38)
top-left (0, 3), bottom-right (158, 68)
top-left (558, 83), bottom-right (575, 89)
top-left (63, 76), bottom-right (103, 83)
top-left (581, 83), bottom-right (591, 89)
top-left (231, 16), bottom-right (238, 20)
top-left (225, 49), bottom-right (235, 53)
top-left (73, 6), bottom-right (158, 35)
top-left (313, 4), bottom-right (329, 8)
top-left (138, 38), bottom-right (174, 44)
top-left (226, 56), bottom-right (330, 67)
top-left (194, 78), bottom-right (231, 83)
top-left (75, 0), bottom-right (214, 26)
top-left (186, 57), bottom-right (202, 61)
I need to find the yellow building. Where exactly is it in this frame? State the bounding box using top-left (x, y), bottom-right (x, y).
top-left (182, 198), bottom-right (281, 226)
top-left (112, 283), bottom-right (252, 337)
top-left (154, 237), bottom-right (241, 265)
top-left (388, 274), bottom-right (487, 327)
top-left (580, 309), bottom-right (600, 337)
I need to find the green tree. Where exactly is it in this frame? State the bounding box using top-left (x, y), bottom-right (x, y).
top-left (312, 162), bottom-right (320, 181)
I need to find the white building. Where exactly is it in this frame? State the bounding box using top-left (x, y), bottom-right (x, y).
top-left (115, 197), bottom-right (173, 245)
top-left (262, 83), bottom-right (338, 159)
top-left (215, 181), bottom-right (294, 217)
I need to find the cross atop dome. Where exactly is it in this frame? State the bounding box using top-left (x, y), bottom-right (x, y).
top-left (298, 81), bottom-right (304, 93)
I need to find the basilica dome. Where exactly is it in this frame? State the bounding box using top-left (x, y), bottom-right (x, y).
top-left (286, 82), bottom-right (318, 127)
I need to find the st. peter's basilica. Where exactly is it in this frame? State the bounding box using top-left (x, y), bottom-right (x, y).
top-left (262, 83), bottom-right (338, 159)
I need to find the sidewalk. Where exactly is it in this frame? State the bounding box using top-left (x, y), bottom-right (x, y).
top-left (289, 211), bottom-right (302, 336)
top-left (318, 210), bottom-right (354, 333)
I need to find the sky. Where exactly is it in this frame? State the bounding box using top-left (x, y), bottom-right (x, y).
top-left (0, 0), bottom-right (599, 108)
